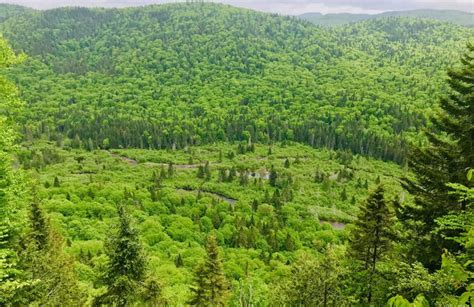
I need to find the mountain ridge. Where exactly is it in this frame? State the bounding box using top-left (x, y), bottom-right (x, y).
top-left (298, 9), bottom-right (474, 27)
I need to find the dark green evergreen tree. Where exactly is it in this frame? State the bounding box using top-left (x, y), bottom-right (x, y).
top-left (340, 186), bottom-right (348, 201)
top-left (349, 185), bottom-right (394, 305)
top-left (53, 176), bottom-right (60, 187)
top-left (189, 234), bottom-right (229, 306)
top-left (175, 253), bottom-right (184, 268)
top-left (401, 43), bottom-right (474, 269)
top-left (96, 204), bottom-right (147, 306)
top-left (269, 165), bottom-right (277, 187)
top-left (24, 202), bottom-right (84, 305)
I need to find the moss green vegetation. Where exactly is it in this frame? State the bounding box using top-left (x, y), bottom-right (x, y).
top-left (19, 140), bottom-right (404, 303)
top-left (0, 2), bottom-right (472, 305)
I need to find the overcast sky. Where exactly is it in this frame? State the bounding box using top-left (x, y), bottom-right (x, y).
top-left (1, 0), bottom-right (473, 15)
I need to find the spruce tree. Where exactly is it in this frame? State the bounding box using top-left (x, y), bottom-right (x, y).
top-left (269, 165), bottom-right (277, 187)
top-left (53, 176), bottom-right (60, 187)
top-left (175, 253), bottom-right (184, 268)
top-left (349, 185), bottom-right (394, 304)
top-left (29, 202), bottom-right (49, 250)
top-left (24, 202), bottom-right (84, 305)
top-left (340, 186), bottom-right (348, 201)
top-left (97, 204), bottom-right (147, 306)
top-left (189, 234), bottom-right (229, 306)
top-left (401, 43), bottom-right (474, 269)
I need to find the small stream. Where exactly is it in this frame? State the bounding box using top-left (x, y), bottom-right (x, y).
top-left (175, 187), bottom-right (238, 206)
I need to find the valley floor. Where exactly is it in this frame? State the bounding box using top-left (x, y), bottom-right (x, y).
top-left (22, 141), bottom-right (405, 303)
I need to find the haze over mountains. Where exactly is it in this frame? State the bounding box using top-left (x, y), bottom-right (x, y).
top-left (299, 9), bottom-right (474, 27)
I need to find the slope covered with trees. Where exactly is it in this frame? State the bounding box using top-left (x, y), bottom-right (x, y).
top-left (0, 3), bottom-right (472, 163)
top-left (299, 9), bottom-right (474, 27)
top-left (0, 3), bottom-right (472, 305)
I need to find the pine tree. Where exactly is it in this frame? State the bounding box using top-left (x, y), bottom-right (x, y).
top-left (239, 171), bottom-right (249, 186)
top-left (269, 165), bottom-right (277, 187)
top-left (197, 165), bottom-right (205, 179)
top-left (340, 186), bottom-right (348, 201)
top-left (53, 176), bottom-right (60, 187)
top-left (167, 162), bottom-right (174, 177)
top-left (29, 202), bottom-right (49, 251)
top-left (401, 43), bottom-right (474, 269)
top-left (189, 234), bottom-right (229, 306)
top-left (204, 161), bottom-right (211, 181)
top-left (175, 253), bottom-right (184, 268)
top-left (228, 166), bottom-right (236, 182)
top-left (97, 204), bottom-right (147, 306)
top-left (349, 185), bottom-right (394, 304)
top-left (24, 202), bottom-right (84, 305)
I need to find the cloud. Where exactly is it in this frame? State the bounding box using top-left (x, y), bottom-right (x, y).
top-left (2, 0), bottom-right (473, 14)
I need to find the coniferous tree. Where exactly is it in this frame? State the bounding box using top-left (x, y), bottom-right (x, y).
top-left (23, 202), bottom-right (84, 305)
top-left (167, 162), bottom-right (174, 177)
top-left (189, 234), bottom-right (229, 306)
top-left (96, 204), bottom-right (147, 306)
top-left (175, 253), bottom-right (184, 268)
top-left (401, 43), bottom-right (474, 269)
top-left (197, 165), bottom-right (205, 179)
top-left (53, 176), bottom-right (60, 187)
top-left (349, 185), bottom-right (394, 304)
top-left (340, 186), bottom-right (348, 201)
top-left (269, 165), bottom-right (277, 187)
top-left (204, 161), bottom-right (211, 181)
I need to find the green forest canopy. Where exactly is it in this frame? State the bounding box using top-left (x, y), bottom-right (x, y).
top-left (0, 3), bottom-right (472, 163)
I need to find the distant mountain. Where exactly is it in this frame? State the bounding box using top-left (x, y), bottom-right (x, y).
top-left (0, 4), bottom-right (34, 21)
top-left (299, 9), bottom-right (474, 27)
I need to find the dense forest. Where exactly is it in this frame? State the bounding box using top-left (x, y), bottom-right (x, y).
top-left (0, 2), bottom-right (473, 306)
top-left (0, 3), bottom-right (472, 163)
top-left (299, 9), bottom-right (474, 27)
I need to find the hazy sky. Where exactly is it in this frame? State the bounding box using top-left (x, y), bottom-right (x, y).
top-left (1, 0), bottom-right (473, 15)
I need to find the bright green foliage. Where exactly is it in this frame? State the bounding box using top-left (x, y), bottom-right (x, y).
top-left (0, 4), bottom-right (472, 163)
top-left (0, 3), bottom-right (472, 305)
top-left (96, 204), bottom-right (148, 305)
top-left (189, 234), bottom-right (229, 306)
top-left (401, 43), bottom-right (474, 269)
top-left (387, 294), bottom-right (429, 307)
top-left (273, 245), bottom-right (347, 306)
top-left (349, 185), bottom-right (394, 304)
top-left (0, 36), bottom-right (30, 305)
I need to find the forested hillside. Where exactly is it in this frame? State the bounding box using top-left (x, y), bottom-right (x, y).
top-left (299, 9), bottom-right (474, 27)
top-left (0, 3), bottom-right (472, 163)
top-left (0, 3), bottom-right (472, 306)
